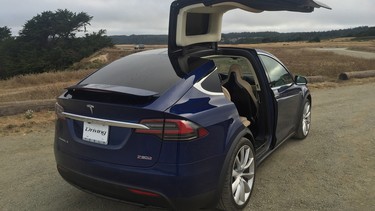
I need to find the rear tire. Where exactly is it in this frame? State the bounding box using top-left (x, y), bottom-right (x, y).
top-left (218, 137), bottom-right (255, 211)
top-left (294, 99), bottom-right (311, 139)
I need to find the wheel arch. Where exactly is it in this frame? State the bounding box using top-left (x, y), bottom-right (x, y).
top-left (306, 92), bottom-right (312, 105)
top-left (297, 89), bottom-right (312, 124)
top-left (302, 90), bottom-right (312, 115)
top-left (213, 127), bottom-right (255, 206)
top-left (293, 90), bottom-right (312, 139)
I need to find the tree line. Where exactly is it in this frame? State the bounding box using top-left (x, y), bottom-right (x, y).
top-left (0, 9), bottom-right (113, 79)
top-left (221, 26), bottom-right (375, 44)
top-left (111, 26), bottom-right (375, 45)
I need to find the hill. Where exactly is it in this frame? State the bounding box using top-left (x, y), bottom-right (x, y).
top-left (110, 26), bottom-right (375, 45)
top-left (222, 26), bottom-right (375, 44)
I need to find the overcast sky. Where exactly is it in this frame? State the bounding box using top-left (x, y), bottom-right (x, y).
top-left (1, 0), bottom-right (374, 36)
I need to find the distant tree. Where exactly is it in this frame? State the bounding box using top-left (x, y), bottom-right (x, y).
top-left (262, 37), bottom-right (273, 43)
top-left (0, 26), bottom-right (13, 76)
top-left (355, 27), bottom-right (375, 37)
top-left (19, 9), bottom-right (92, 46)
top-left (0, 9), bottom-right (112, 79)
top-left (0, 26), bottom-right (12, 41)
top-left (308, 36), bottom-right (321, 43)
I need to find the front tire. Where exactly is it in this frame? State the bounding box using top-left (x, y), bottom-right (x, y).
top-left (218, 137), bottom-right (255, 211)
top-left (294, 99), bottom-right (311, 139)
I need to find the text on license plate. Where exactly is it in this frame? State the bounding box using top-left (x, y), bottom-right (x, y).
top-left (82, 122), bottom-right (109, 145)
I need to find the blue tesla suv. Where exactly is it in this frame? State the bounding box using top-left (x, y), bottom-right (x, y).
top-left (54, 0), bottom-right (330, 210)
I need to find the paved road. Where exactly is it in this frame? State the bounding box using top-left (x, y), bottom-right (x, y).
top-left (1, 82), bottom-right (374, 210)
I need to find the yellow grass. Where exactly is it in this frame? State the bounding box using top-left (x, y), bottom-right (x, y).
top-left (0, 70), bottom-right (95, 102)
top-left (0, 46), bottom-right (136, 103)
top-left (228, 39), bottom-right (375, 79)
top-left (0, 110), bottom-right (55, 135)
top-left (266, 47), bottom-right (375, 78)
top-left (348, 46), bottom-right (375, 53)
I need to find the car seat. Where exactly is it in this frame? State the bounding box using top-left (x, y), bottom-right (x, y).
top-left (222, 86), bottom-right (251, 127)
top-left (223, 64), bottom-right (258, 124)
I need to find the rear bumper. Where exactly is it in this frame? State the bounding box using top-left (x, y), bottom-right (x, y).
top-left (55, 148), bottom-right (223, 210)
top-left (57, 164), bottom-right (172, 208)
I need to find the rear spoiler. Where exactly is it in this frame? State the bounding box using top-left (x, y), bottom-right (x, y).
top-left (66, 84), bottom-right (159, 97)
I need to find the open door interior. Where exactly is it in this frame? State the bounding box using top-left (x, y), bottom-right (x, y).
top-left (168, 0), bottom-right (331, 76)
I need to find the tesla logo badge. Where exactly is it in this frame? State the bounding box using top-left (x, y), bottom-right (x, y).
top-left (87, 104), bottom-right (95, 115)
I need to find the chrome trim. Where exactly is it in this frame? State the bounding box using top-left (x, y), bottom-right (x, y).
top-left (61, 112), bottom-right (150, 129)
top-left (271, 83), bottom-right (294, 90)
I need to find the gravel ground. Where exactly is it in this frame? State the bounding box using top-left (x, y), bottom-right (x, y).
top-left (249, 82), bottom-right (375, 210)
top-left (0, 82), bottom-right (374, 211)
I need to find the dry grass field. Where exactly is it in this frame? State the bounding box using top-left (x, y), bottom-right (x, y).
top-left (231, 39), bottom-right (375, 78)
top-left (0, 47), bottom-right (134, 102)
top-left (1, 39), bottom-right (374, 103)
top-left (0, 39), bottom-right (374, 135)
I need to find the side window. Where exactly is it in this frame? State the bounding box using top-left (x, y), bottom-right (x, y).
top-left (201, 69), bottom-right (223, 93)
top-left (259, 55), bottom-right (294, 88)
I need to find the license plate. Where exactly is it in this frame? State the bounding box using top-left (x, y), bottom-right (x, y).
top-left (82, 122), bottom-right (109, 145)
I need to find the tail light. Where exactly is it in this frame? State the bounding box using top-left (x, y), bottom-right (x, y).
top-left (55, 103), bottom-right (65, 120)
top-left (135, 119), bottom-right (208, 141)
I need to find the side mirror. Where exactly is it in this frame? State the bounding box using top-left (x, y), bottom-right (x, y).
top-left (295, 76), bottom-right (308, 85)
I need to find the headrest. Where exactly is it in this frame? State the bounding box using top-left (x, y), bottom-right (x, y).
top-left (228, 64), bottom-right (243, 78)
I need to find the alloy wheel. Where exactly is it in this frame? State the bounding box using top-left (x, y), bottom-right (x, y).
top-left (302, 101), bottom-right (311, 136)
top-left (231, 145), bottom-right (255, 206)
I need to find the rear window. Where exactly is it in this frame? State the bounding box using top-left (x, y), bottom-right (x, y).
top-left (80, 52), bottom-right (181, 94)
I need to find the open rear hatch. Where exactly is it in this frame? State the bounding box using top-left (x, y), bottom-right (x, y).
top-left (168, 0), bottom-right (331, 75)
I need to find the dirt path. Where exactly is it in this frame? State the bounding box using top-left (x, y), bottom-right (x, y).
top-left (311, 47), bottom-right (375, 59)
top-left (0, 82), bottom-right (374, 210)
